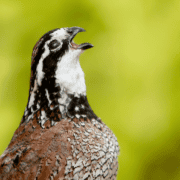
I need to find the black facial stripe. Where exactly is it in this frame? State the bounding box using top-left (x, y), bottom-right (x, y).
top-left (42, 39), bottom-right (69, 79)
top-left (32, 29), bottom-right (59, 70)
top-left (30, 29), bottom-right (59, 89)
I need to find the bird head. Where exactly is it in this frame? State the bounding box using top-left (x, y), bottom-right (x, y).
top-left (30, 27), bottom-right (93, 96)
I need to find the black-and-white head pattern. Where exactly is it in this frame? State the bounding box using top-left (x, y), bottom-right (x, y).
top-left (22, 27), bottom-right (99, 127)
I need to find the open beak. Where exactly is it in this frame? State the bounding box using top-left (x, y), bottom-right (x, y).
top-left (67, 27), bottom-right (94, 50)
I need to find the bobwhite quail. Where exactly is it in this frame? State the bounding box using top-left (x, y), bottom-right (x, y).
top-left (0, 27), bottom-right (119, 180)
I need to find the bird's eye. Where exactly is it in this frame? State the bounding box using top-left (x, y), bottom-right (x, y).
top-left (67, 29), bottom-right (73, 34)
top-left (48, 40), bottom-right (61, 49)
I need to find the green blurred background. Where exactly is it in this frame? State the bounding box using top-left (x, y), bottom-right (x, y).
top-left (0, 0), bottom-right (180, 179)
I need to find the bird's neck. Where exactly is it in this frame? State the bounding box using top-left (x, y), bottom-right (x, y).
top-left (21, 78), bottom-right (98, 127)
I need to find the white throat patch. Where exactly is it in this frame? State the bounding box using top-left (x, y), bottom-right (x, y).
top-left (55, 48), bottom-right (86, 95)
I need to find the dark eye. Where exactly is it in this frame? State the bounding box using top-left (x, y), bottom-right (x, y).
top-left (48, 40), bottom-right (61, 49)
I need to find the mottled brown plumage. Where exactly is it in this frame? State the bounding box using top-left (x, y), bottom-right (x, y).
top-left (0, 27), bottom-right (119, 179)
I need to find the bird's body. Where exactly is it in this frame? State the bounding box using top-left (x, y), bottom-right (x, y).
top-left (0, 27), bottom-right (119, 180)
